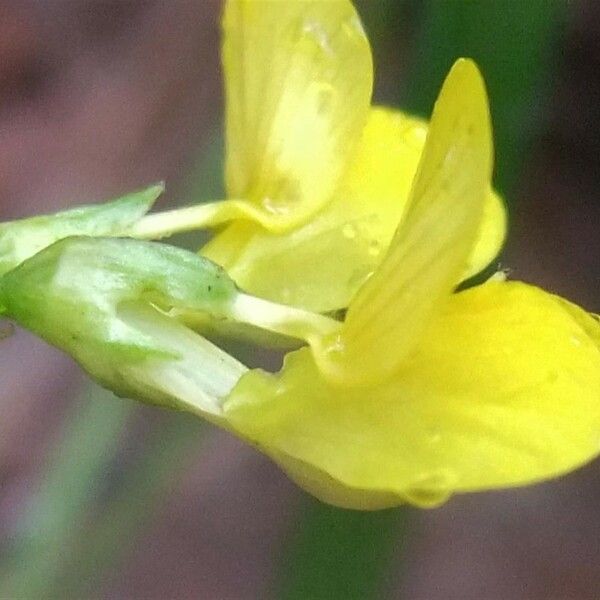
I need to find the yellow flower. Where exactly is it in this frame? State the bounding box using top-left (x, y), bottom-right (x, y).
top-left (130, 0), bottom-right (506, 313)
top-left (1, 0), bottom-right (597, 513)
top-left (220, 59), bottom-right (600, 510)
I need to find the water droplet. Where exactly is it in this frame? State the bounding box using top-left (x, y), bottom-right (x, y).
top-left (348, 268), bottom-right (372, 289)
top-left (342, 223), bottom-right (357, 239)
top-left (302, 20), bottom-right (333, 55)
top-left (409, 125), bottom-right (427, 145)
top-left (404, 470), bottom-right (454, 507)
top-left (368, 240), bottom-right (381, 257)
top-left (571, 335), bottom-right (583, 347)
top-left (262, 196), bottom-right (282, 213)
top-left (316, 87), bottom-right (333, 114)
top-left (427, 429), bottom-right (442, 444)
top-left (325, 335), bottom-right (345, 358)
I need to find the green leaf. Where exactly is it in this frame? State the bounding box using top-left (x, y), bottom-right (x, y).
top-left (0, 184), bottom-right (163, 276)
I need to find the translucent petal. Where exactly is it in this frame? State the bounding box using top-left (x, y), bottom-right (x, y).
top-left (221, 0), bottom-right (373, 231)
top-left (464, 187), bottom-right (506, 280)
top-left (202, 108), bottom-right (424, 311)
top-left (317, 58), bottom-right (493, 385)
top-left (223, 281), bottom-right (600, 509)
top-left (203, 105), bottom-right (505, 312)
top-left (204, 114), bottom-right (504, 316)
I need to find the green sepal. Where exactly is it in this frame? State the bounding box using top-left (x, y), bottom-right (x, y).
top-left (0, 236), bottom-right (245, 414)
top-left (0, 184), bottom-right (163, 276)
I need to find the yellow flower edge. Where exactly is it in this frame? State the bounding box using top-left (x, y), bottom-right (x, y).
top-left (202, 106), bottom-right (506, 313)
top-left (223, 281), bottom-right (600, 509)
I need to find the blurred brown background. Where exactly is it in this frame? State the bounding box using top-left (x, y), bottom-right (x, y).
top-left (0, 1), bottom-right (599, 598)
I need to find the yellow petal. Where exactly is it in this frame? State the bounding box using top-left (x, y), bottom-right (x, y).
top-left (223, 281), bottom-right (600, 509)
top-left (202, 107), bottom-right (425, 312)
top-left (203, 105), bottom-right (505, 313)
top-left (221, 0), bottom-right (373, 232)
top-left (317, 58), bottom-right (493, 385)
top-left (464, 187), bottom-right (506, 280)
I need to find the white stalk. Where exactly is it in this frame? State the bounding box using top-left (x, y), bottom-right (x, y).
top-left (231, 293), bottom-right (342, 345)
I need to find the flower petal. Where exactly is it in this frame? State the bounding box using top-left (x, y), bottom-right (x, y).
top-left (464, 188), bottom-right (506, 280)
top-left (220, 0), bottom-right (373, 232)
top-left (318, 58), bottom-right (493, 385)
top-left (202, 107), bottom-right (425, 311)
top-left (223, 281), bottom-right (600, 509)
top-left (203, 105), bottom-right (505, 313)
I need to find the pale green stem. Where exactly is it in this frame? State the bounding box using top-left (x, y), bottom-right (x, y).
top-left (52, 413), bottom-right (205, 599)
top-left (128, 199), bottom-right (236, 239)
top-left (129, 194), bottom-right (304, 240)
top-left (231, 293), bottom-right (342, 342)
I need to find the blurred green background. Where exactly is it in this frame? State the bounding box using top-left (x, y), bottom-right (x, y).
top-left (0, 1), bottom-right (598, 598)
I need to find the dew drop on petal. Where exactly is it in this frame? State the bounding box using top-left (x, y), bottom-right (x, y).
top-left (571, 334), bottom-right (583, 348)
top-left (408, 124), bottom-right (427, 146)
top-left (404, 470), bottom-right (454, 507)
top-left (316, 87), bottom-right (333, 114)
top-left (262, 196), bottom-right (282, 213)
top-left (427, 428), bottom-right (442, 445)
top-left (302, 20), bottom-right (333, 55)
top-left (368, 240), bottom-right (381, 257)
top-left (342, 223), bottom-right (357, 239)
top-left (324, 334), bottom-right (345, 359)
top-left (348, 268), bottom-right (372, 290)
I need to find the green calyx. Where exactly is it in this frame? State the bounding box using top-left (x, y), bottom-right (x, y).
top-left (0, 235), bottom-right (246, 415)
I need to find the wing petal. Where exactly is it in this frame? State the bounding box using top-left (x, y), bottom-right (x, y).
top-left (203, 104), bottom-right (505, 312)
top-left (318, 59), bottom-right (493, 384)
